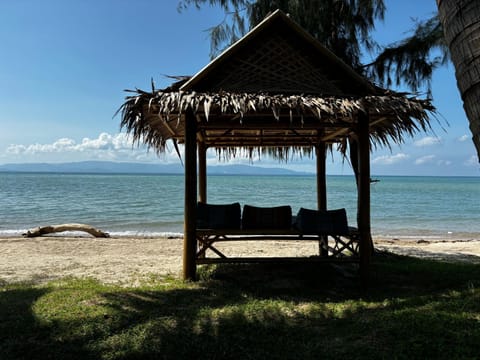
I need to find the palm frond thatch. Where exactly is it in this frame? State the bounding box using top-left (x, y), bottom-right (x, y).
top-left (117, 88), bottom-right (435, 160)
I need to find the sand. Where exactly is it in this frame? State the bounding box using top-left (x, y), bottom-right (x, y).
top-left (1, 235), bottom-right (479, 285)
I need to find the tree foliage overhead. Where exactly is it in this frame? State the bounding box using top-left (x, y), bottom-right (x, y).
top-left (178, 0), bottom-right (449, 95)
top-left (366, 15), bottom-right (448, 94)
top-left (178, 0), bottom-right (385, 71)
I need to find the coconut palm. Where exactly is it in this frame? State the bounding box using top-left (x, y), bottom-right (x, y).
top-left (436, 0), bottom-right (480, 161)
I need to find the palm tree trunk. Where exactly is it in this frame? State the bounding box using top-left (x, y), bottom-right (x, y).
top-left (437, 0), bottom-right (480, 161)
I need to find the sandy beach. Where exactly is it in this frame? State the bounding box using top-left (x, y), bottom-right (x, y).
top-left (1, 235), bottom-right (480, 285)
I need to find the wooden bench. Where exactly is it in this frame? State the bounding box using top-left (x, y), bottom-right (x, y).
top-left (195, 203), bottom-right (360, 264)
top-left (196, 227), bottom-right (359, 264)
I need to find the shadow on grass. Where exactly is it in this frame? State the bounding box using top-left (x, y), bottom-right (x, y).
top-left (1, 253), bottom-right (480, 359)
top-left (0, 286), bottom-right (53, 359)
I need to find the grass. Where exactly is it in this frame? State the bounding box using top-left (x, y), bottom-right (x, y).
top-left (1, 253), bottom-right (480, 359)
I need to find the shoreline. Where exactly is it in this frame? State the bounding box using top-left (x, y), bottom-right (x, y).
top-left (1, 235), bottom-right (480, 286)
top-left (2, 230), bottom-right (479, 242)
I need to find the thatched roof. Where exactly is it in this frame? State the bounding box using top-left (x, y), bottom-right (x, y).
top-left (180, 10), bottom-right (374, 96)
top-left (118, 10), bottom-right (435, 160)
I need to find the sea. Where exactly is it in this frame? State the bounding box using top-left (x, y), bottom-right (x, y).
top-left (1, 172), bottom-right (479, 240)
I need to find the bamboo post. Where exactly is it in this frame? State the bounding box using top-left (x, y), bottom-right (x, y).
top-left (357, 111), bottom-right (371, 286)
top-left (316, 142), bottom-right (327, 211)
top-left (183, 109), bottom-right (198, 281)
top-left (198, 142), bottom-right (207, 203)
top-left (316, 142), bottom-right (328, 256)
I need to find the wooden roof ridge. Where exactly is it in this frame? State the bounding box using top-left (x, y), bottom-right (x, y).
top-left (180, 9), bottom-right (376, 95)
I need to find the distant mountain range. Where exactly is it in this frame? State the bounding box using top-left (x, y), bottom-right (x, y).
top-left (0, 161), bottom-right (312, 176)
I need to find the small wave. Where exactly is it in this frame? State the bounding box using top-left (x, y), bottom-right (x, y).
top-left (0, 229), bottom-right (184, 239)
top-left (0, 229), bottom-right (28, 237)
top-left (108, 231), bottom-right (184, 238)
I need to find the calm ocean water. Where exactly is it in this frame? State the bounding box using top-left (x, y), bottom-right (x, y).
top-left (0, 172), bottom-right (479, 239)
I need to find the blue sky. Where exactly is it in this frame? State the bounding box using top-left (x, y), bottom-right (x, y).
top-left (1, 0), bottom-right (478, 176)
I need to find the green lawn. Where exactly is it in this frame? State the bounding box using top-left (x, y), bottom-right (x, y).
top-left (1, 253), bottom-right (479, 359)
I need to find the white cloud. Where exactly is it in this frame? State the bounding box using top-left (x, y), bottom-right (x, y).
top-left (415, 156), bottom-right (454, 167)
top-left (4, 132), bottom-right (183, 163)
top-left (5, 144), bottom-right (27, 155)
top-left (7, 138), bottom-right (77, 154)
top-left (458, 134), bottom-right (470, 142)
top-left (372, 153), bottom-right (409, 165)
top-left (415, 155), bottom-right (436, 165)
top-left (78, 133), bottom-right (112, 150)
top-left (413, 136), bottom-right (442, 147)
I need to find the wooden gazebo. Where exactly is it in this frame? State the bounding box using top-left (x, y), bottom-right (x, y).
top-left (119, 10), bottom-right (434, 281)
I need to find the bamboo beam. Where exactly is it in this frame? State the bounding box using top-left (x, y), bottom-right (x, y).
top-left (321, 127), bottom-right (351, 141)
top-left (204, 133), bottom-right (318, 139)
top-left (183, 109), bottom-right (198, 281)
top-left (316, 141), bottom-right (328, 257)
top-left (357, 110), bottom-right (371, 286)
top-left (198, 122), bottom-right (349, 130)
top-left (201, 140), bottom-right (335, 147)
top-left (198, 141), bottom-right (207, 203)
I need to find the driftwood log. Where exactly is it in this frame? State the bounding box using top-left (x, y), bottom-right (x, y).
top-left (23, 224), bottom-right (110, 238)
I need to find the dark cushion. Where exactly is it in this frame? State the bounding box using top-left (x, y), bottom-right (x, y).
top-left (294, 208), bottom-right (349, 235)
top-left (197, 202), bottom-right (241, 229)
top-left (242, 205), bottom-right (292, 230)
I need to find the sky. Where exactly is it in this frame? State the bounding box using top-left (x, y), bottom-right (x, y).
top-left (1, 0), bottom-right (479, 176)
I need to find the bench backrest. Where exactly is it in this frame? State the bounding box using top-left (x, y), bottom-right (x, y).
top-left (197, 202), bottom-right (242, 229)
top-left (197, 202), bottom-right (349, 236)
top-left (294, 208), bottom-right (349, 235)
top-left (242, 205), bottom-right (292, 230)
